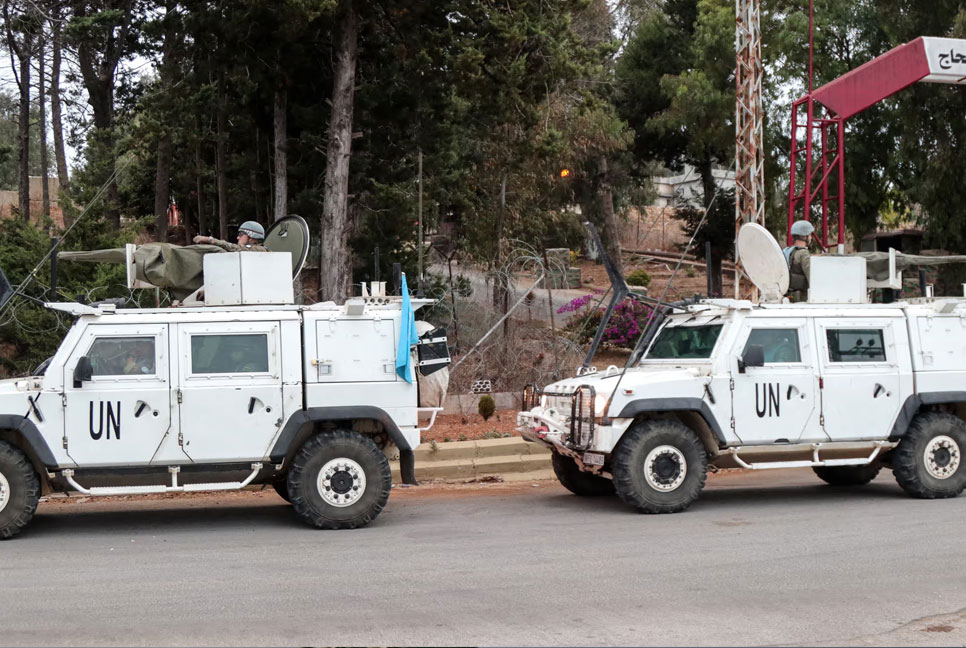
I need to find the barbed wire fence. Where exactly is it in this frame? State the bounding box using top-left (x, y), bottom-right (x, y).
top-left (420, 240), bottom-right (623, 416)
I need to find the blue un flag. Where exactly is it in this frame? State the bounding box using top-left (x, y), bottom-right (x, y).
top-left (395, 273), bottom-right (419, 383)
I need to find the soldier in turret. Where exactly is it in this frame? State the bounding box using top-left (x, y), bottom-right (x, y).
top-left (193, 221), bottom-right (267, 252)
top-left (784, 220), bottom-right (814, 302)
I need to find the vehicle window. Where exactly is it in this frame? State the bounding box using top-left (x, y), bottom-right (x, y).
top-left (190, 334), bottom-right (269, 374)
top-left (646, 324), bottom-right (723, 360)
top-left (826, 329), bottom-right (886, 362)
top-left (743, 328), bottom-right (801, 363)
top-left (87, 337), bottom-right (156, 376)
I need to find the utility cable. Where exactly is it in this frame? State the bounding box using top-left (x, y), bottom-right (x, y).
top-left (0, 155), bottom-right (133, 322)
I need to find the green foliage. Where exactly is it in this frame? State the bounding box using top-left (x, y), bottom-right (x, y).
top-left (0, 218), bottom-right (134, 377)
top-left (420, 271), bottom-right (474, 327)
top-left (625, 269), bottom-right (651, 287)
top-left (478, 394), bottom-right (496, 421)
top-left (616, 0), bottom-right (733, 293)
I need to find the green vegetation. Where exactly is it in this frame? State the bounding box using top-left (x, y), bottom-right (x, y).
top-left (478, 395), bottom-right (496, 422)
top-left (2, 0), bottom-right (966, 376)
top-left (625, 269), bottom-right (652, 288)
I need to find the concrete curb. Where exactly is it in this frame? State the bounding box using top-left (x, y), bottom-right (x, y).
top-left (390, 437), bottom-right (553, 483)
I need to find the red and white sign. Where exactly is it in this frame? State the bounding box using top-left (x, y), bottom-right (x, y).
top-left (922, 37), bottom-right (966, 83)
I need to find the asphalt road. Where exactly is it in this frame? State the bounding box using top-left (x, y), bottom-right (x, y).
top-left (3, 469), bottom-right (966, 647)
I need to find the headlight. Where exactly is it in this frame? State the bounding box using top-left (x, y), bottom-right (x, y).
top-left (593, 395), bottom-right (610, 417)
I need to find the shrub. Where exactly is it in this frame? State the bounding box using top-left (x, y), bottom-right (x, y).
top-left (478, 395), bottom-right (496, 421)
top-left (625, 269), bottom-right (651, 288)
top-left (559, 293), bottom-right (654, 349)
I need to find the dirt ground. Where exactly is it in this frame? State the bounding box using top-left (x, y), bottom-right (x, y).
top-left (577, 257), bottom-right (748, 301)
top-left (422, 409), bottom-right (521, 442)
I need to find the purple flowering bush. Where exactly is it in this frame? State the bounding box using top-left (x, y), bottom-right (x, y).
top-left (559, 293), bottom-right (653, 349)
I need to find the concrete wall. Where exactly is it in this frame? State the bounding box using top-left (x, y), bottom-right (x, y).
top-left (443, 391), bottom-right (522, 414)
top-left (0, 176), bottom-right (64, 227)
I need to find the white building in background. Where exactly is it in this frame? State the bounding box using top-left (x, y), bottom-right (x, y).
top-left (651, 164), bottom-right (735, 208)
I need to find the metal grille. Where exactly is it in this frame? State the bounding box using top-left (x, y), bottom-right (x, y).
top-left (569, 385), bottom-right (596, 450)
top-left (522, 384), bottom-right (539, 411)
top-left (520, 384), bottom-right (596, 450)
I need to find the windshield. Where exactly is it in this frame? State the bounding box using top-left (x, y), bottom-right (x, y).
top-left (645, 324), bottom-right (723, 360)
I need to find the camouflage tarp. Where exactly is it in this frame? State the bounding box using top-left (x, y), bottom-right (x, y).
top-left (60, 243), bottom-right (224, 300)
top-left (850, 251), bottom-right (966, 282)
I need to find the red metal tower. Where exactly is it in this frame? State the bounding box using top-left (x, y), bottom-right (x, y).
top-left (787, 23), bottom-right (966, 252)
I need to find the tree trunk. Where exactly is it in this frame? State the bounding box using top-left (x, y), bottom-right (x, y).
top-left (195, 140), bottom-right (207, 236)
top-left (273, 77), bottom-right (287, 222)
top-left (154, 135), bottom-right (172, 240)
top-left (491, 171), bottom-right (510, 313)
top-left (37, 34), bottom-right (50, 220)
top-left (73, 2), bottom-right (133, 230)
top-left (17, 35), bottom-right (31, 223)
top-left (153, 11), bottom-right (177, 241)
top-left (79, 69), bottom-right (119, 226)
top-left (599, 156), bottom-right (622, 275)
top-left (215, 87), bottom-right (228, 240)
top-left (250, 127), bottom-right (261, 223)
top-left (318, 1), bottom-right (359, 302)
top-left (697, 156), bottom-right (723, 297)
top-left (50, 21), bottom-right (69, 198)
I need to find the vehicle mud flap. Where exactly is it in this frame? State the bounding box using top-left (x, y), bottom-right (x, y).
top-left (400, 448), bottom-right (418, 485)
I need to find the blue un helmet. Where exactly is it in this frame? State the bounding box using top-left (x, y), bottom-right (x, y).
top-left (790, 220), bottom-right (815, 238)
top-left (238, 221), bottom-right (265, 241)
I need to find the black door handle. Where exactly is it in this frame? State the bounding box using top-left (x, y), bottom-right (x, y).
top-left (248, 397), bottom-right (256, 414)
top-left (873, 384), bottom-right (885, 398)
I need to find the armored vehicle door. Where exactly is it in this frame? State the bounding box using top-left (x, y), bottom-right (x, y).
top-left (174, 322), bottom-right (284, 461)
top-left (814, 318), bottom-right (911, 441)
top-left (62, 324), bottom-right (176, 466)
top-left (314, 318), bottom-right (398, 383)
top-left (730, 318), bottom-right (823, 444)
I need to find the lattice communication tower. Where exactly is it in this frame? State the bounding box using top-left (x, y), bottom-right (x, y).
top-left (735, 0), bottom-right (766, 297)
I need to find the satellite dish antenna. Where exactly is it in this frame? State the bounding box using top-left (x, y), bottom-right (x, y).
top-left (264, 214), bottom-right (311, 277)
top-left (737, 223), bottom-right (788, 302)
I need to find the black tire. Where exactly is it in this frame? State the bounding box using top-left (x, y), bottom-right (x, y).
top-left (812, 462), bottom-right (882, 486)
top-left (612, 419), bottom-right (707, 514)
top-left (892, 412), bottom-right (966, 499)
top-left (551, 452), bottom-right (615, 497)
top-left (0, 441), bottom-right (41, 540)
top-left (287, 430), bottom-right (391, 529)
top-left (272, 478), bottom-right (291, 503)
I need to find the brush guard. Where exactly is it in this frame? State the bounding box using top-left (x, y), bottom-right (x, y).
top-left (522, 383), bottom-right (596, 451)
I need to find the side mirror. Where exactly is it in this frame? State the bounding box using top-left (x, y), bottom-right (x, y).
top-left (73, 356), bottom-right (93, 387)
top-left (738, 345), bottom-right (765, 374)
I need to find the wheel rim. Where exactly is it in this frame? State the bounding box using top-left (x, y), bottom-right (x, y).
top-left (644, 445), bottom-right (687, 492)
top-left (0, 471), bottom-right (9, 514)
top-left (317, 457), bottom-right (367, 507)
top-left (924, 435), bottom-right (961, 480)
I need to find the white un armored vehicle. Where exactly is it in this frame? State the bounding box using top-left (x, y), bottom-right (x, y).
top-left (518, 223), bottom-right (966, 513)
top-left (0, 217), bottom-right (449, 538)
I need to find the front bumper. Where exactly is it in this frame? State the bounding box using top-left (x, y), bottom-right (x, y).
top-left (519, 383), bottom-right (598, 450)
top-left (517, 409), bottom-right (611, 473)
top-left (516, 409), bottom-right (567, 447)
